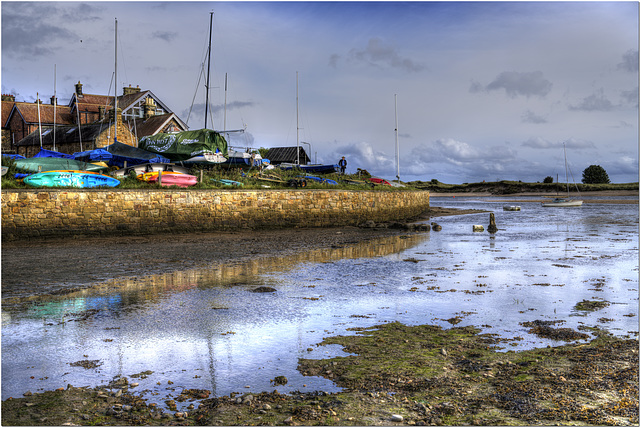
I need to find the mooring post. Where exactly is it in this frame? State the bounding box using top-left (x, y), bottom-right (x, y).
top-left (488, 212), bottom-right (498, 233)
top-left (158, 170), bottom-right (162, 185)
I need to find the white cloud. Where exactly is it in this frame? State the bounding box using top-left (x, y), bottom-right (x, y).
top-left (473, 71), bottom-right (553, 98)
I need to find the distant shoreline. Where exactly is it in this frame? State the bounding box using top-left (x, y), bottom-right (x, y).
top-left (429, 190), bottom-right (638, 199)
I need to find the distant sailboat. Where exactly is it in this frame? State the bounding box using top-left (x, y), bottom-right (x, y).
top-left (542, 143), bottom-right (583, 207)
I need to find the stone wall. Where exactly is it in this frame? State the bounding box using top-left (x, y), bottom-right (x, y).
top-left (1, 189), bottom-right (429, 240)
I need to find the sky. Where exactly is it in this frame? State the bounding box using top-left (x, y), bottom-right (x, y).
top-left (2, 1), bottom-right (638, 183)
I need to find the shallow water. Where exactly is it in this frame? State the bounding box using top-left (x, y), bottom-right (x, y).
top-left (2, 197), bottom-right (638, 407)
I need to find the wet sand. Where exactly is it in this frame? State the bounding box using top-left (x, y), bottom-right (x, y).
top-left (1, 207), bottom-right (479, 301)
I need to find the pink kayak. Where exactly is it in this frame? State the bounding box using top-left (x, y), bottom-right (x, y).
top-left (138, 171), bottom-right (197, 187)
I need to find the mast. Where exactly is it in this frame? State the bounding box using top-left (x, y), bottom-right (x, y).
top-left (223, 73), bottom-right (227, 134)
top-left (394, 94), bottom-right (399, 180)
top-left (53, 65), bottom-right (57, 151)
top-left (296, 71), bottom-right (299, 165)
top-left (114, 18), bottom-right (118, 143)
top-left (37, 92), bottom-right (42, 148)
top-left (204, 11), bottom-right (213, 129)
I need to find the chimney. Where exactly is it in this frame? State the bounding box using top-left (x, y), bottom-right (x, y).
top-left (50, 96), bottom-right (57, 105)
top-left (122, 84), bottom-right (141, 96)
top-left (2, 94), bottom-right (15, 102)
top-left (75, 81), bottom-right (83, 97)
top-left (143, 97), bottom-right (157, 119)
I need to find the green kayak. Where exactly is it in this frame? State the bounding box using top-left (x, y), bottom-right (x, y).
top-left (13, 158), bottom-right (109, 173)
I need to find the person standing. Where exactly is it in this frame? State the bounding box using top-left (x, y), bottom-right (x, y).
top-left (338, 156), bottom-right (347, 174)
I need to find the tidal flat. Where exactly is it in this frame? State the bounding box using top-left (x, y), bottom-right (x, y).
top-left (2, 195), bottom-right (638, 425)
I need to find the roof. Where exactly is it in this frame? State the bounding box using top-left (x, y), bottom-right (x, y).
top-left (264, 146), bottom-right (310, 164)
top-left (16, 122), bottom-right (122, 147)
top-left (125, 113), bottom-right (188, 138)
top-left (70, 93), bottom-right (114, 115)
top-left (2, 100), bottom-right (15, 128)
top-left (7, 102), bottom-right (75, 126)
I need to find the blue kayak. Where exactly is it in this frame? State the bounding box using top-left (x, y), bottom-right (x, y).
top-left (23, 171), bottom-right (120, 188)
top-left (299, 175), bottom-right (338, 185)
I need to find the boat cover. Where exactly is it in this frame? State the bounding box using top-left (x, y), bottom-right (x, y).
top-left (87, 141), bottom-right (170, 168)
top-left (138, 129), bottom-right (228, 162)
top-left (33, 149), bottom-right (74, 159)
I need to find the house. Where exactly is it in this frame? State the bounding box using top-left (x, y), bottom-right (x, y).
top-left (263, 146), bottom-right (310, 165)
top-left (14, 118), bottom-right (137, 158)
top-left (3, 81), bottom-right (188, 155)
top-left (2, 94), bottom-right (75, 153)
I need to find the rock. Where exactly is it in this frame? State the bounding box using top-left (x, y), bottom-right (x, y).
top-left (440, 348), bottom-right (448, 357)
top-left (361, 220), bottom-right (376, 228)
top-left (431, 222), bottom-right (442, 231)
top-left (391, 414), bottom-right (404, 422)
top-left (114, 389), bottom-right (123, 398)
top-left (472, 225), bottom-right (484, 232)
top-left (271, 375), bottom-right (288, 385)
top-left (251, 286), bottom-right (277, 293)
top-left (23, 391), bottom-right (32, 397)
top-left (284, 416), bottom-right (294, 425)
top-left (130, 382), bottom-right (139, 388)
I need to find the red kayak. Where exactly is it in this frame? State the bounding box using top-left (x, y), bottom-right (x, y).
top-left (138, 171), bottom-right (197, 187)
top-left (367, 177), bottom-right (391, 186)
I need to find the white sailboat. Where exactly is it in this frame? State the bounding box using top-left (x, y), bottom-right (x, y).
top-left (542, 143), bottom-right (583, 207)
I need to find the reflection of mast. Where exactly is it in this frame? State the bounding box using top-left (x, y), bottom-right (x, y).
top-left (206, 332), bottom-right (217, 396)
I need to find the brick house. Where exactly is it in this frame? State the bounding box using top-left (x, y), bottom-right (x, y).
top-left (3, 81), bottom-right (188, 155)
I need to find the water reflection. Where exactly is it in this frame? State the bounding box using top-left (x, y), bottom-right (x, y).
top-left (2, 199), bottom-right (637, 406)
top-left (2, 233), bottom-right (428, 403)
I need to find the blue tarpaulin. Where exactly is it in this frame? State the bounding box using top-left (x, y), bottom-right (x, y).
top-left (33, 149), bottom-right (73, 159)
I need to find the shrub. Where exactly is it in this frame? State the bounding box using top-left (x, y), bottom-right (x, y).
top-left (543, 176), bottom-right (553, 183)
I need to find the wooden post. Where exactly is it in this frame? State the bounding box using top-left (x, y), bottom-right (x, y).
top-left (158, 170), bottom-right (162, 185)
top-left (488, 213), bottom-right (498, 233)
top-left (200, 170), bottom-right (203, 183)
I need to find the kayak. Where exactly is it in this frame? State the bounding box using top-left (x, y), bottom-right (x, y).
top-left (299, 175), bottom-right (338, 185)
top-left (23, 171), bottom-right (120, 188)
top-left (138, 171), bottom-right (198, 187)
top-left (13, 157), bottom-right (109, 174)
top-left (212, 178), bottom-right (243, 187)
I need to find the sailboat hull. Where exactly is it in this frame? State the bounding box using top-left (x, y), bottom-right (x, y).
top-left (542, 198), bottom-right (583, 207)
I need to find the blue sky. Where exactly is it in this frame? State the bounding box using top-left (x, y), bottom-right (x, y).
top-left (2, 1), bottom-right (638, 183)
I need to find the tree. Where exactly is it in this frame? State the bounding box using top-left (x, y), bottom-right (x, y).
top-left (543, 176), bottom-right (554, 183)
top-left (582, 165), bottom-right (610, 184)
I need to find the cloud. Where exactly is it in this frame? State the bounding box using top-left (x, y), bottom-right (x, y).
top-left (328, 54), bottom-right (340, 68)
top-left (521, 110), bottom-right (547, 124)
top-left (60, 3), bottom-right (102, 21)
top-left (347, 38), bottom-right (425, 72)
top-left (620, 87), bottom-right (639, 106)
top-left (327, 141), bottom-right (395, 176)
top-left (211, 101), bottom-right (255, 113)
top-left (1, 4), bottom-right (78, 57)
top-left (403, 139), bottom-right (521, 181)
top-left (472, 71), bottom-right (552, 98)
top-left (617, 49), bottom-right (639, 73)
top-left (521, 137), bottom-right (595, 150)
top-left (569, 90), bottom-right (614, 111)
top-left (152, 31), bottom-right (178, 43)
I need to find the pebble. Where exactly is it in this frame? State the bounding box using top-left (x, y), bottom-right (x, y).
top-left (130, 382), bottom-right (139, 388)
top-left (391, 414), bottom-right (404, 422)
